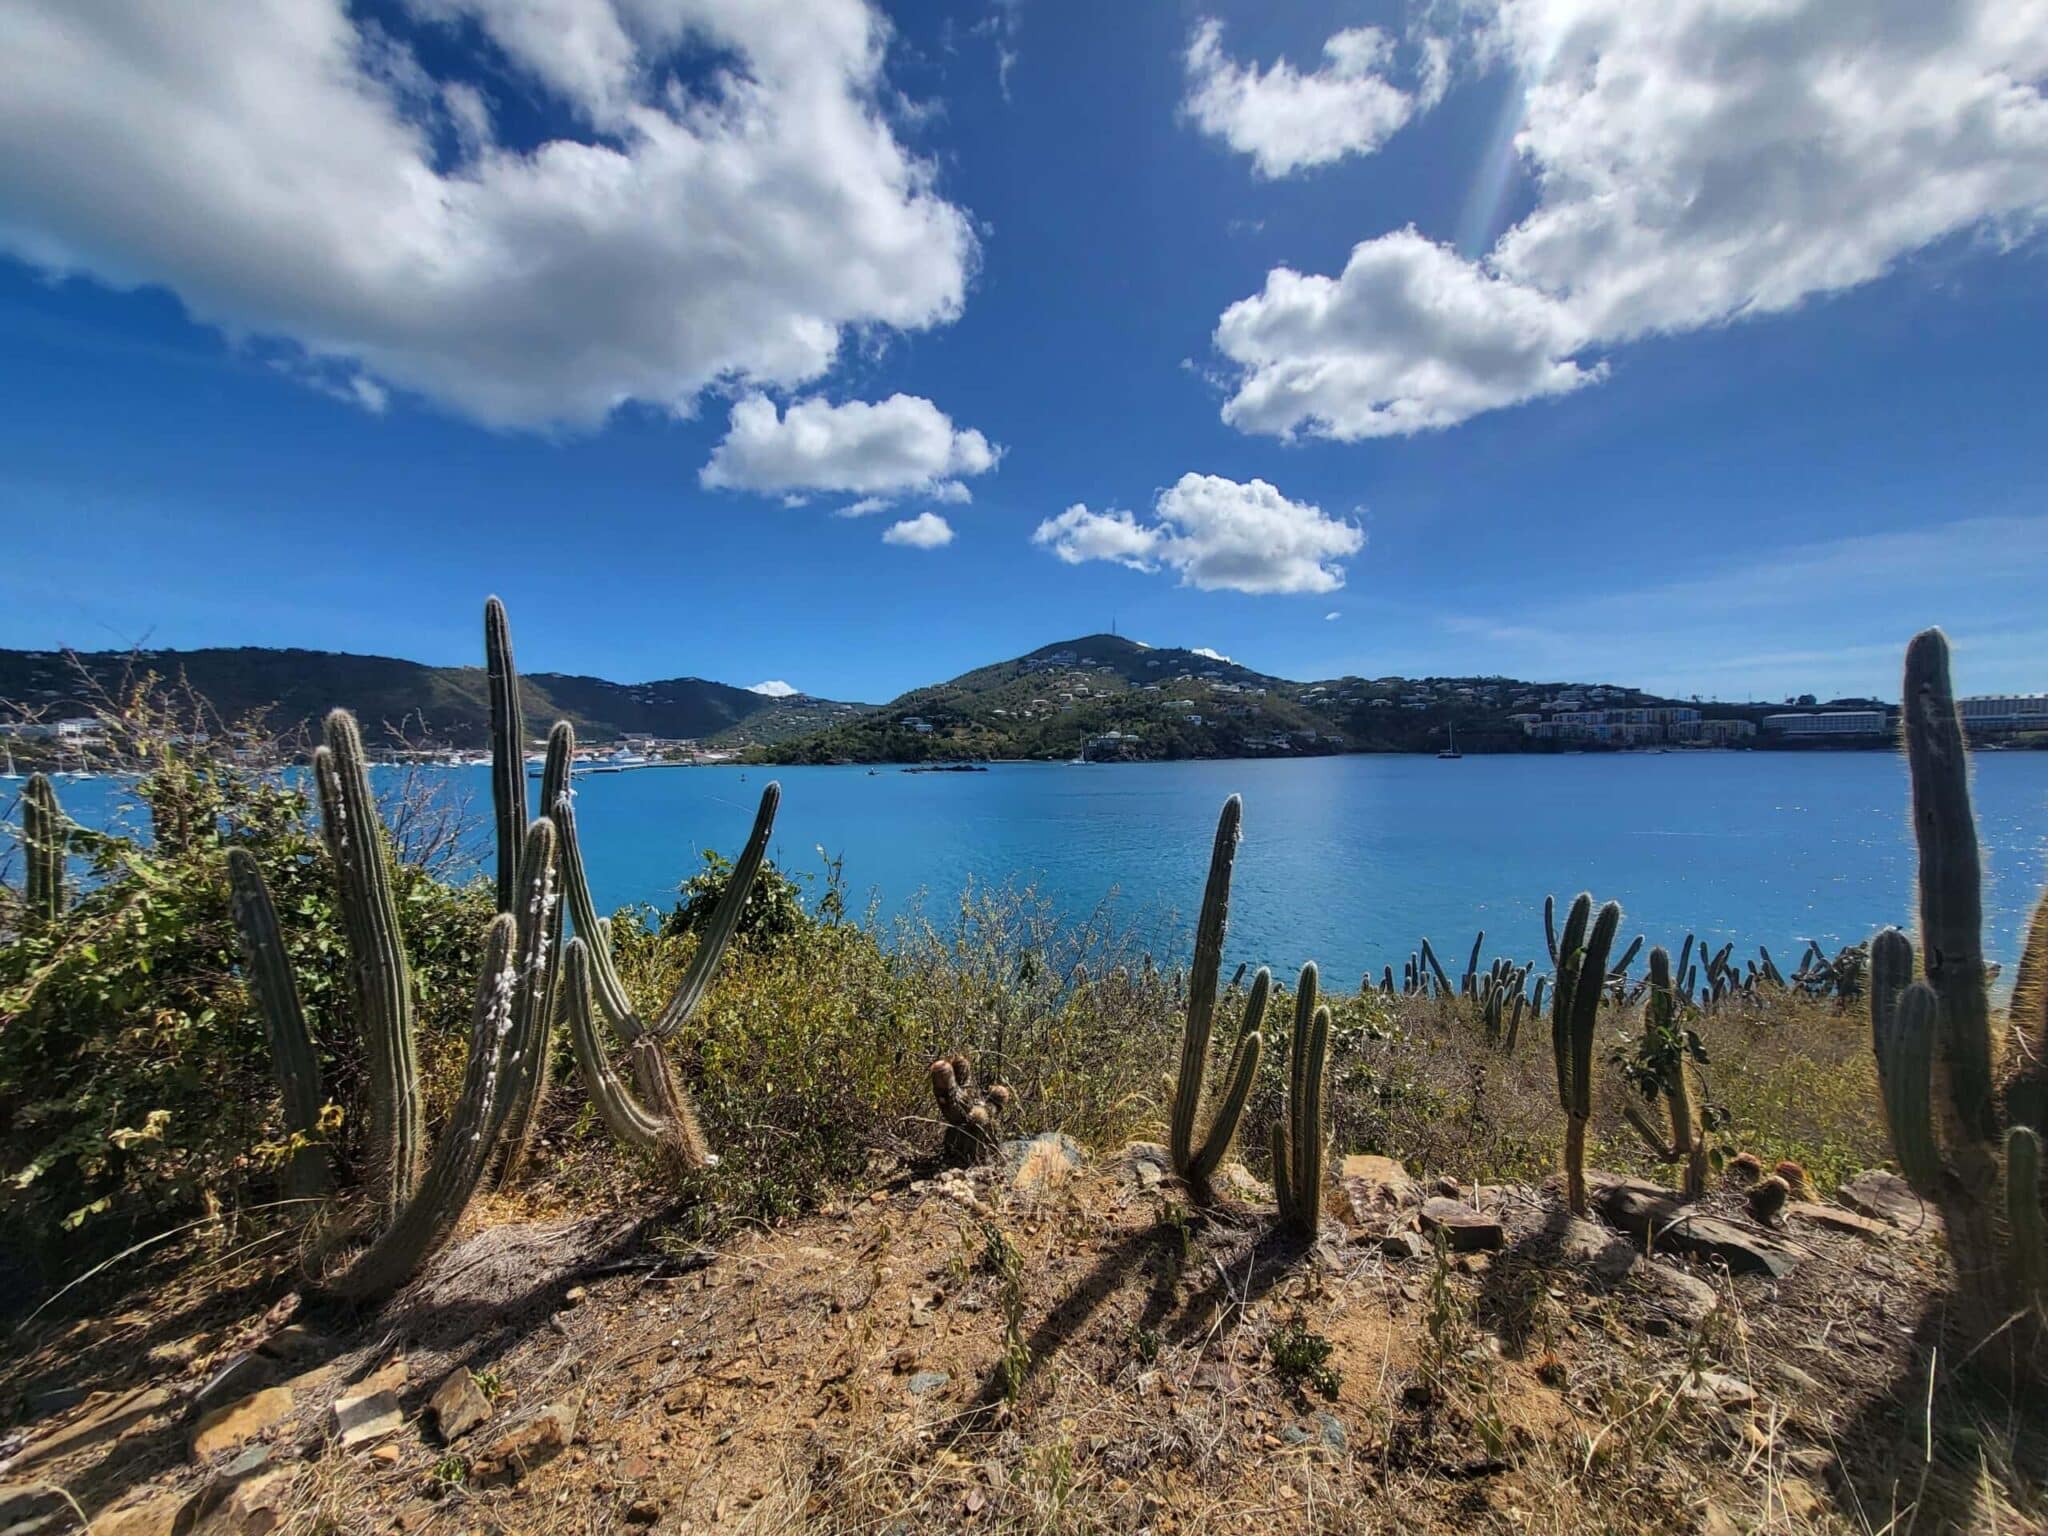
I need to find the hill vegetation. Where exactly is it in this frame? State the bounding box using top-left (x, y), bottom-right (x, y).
top-left (0, 644), bottom-right (866, 750)
top-left (763, 633), bottom-right (1721, 763)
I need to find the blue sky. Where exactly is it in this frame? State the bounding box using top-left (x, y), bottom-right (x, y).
top-left (1, 0), bottom-right (2045, 705)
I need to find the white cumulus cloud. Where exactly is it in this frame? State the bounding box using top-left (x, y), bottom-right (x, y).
top-left (0, 0), bottom-right (974, 429)
top-left (1216, 0), bottom-right (2048, 438)
top-left (1190, 646), bottom-right (1232, 663)
top-left (1182, 19), bottom-right (1435, 179)
top-left (882, 511), bottom-right (955, 548)
top-left (747, 680), bottom-right (799, 697)
top-left (701, 394), bottom-right (999, 506)
top-left (1033, 474), bottom-right (1362, 595)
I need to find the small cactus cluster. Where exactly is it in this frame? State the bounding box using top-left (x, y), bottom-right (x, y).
top-left (21, 771), bottom-right (65, 922)
top-left (929, 1052), bottom-right (1011, 1164)
top-left (1167, 795), bottom-right (1270, 1205)
top-left (1550, 892), bottom-right (1622, 1215)
top-left (1270, 963), bottom-right (1329, 1236)
top-left (1867, 628), bottom-right (2047, 1369)
top-left (1618, 945), bottom-right (1711, 1198)
top-left (1475, 957), bottom-right (1534, 1050)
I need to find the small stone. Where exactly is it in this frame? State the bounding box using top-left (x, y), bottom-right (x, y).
top-left (1780, 1477), bottom-right (1824, 1520)
top-left (906, 1371), bottom-right (951, 1396)
top-left (1311, 1412), bottom-right (1346, 1452)
top-left (564, 1286), bottom-right (588, 1305)
top-left (1633, 1261), bottom-right (1720, 1326)
top-left (428, 1369), bottom-right (493, 1445)
top-left (192, 1387), bottom-right (296, 1462)
top-left (626, 1498), bottom-right (661, 1525)
top-left (1377, 1230), bottom-right (1429, 1260)
top-left (473, 1404), bottom-right (577, 1485)
top-left (1701, 1502), bottom-right (1743, 1536)
top-left (1339, 1155), bottom-right (1422, 1229)
top-left (370, 1444), bottom-right (401, 1466)
top-left (208, 1467), bottom-right (295, 1536)
top-left (1419, 1197), bottom-right (1504, 1251)
top-left (354, 1358), bottom-right (408, 1397)
top-left (331, 1389), bottom-right (403, 1450)
top-left (1837, 1169), bottom-right (1939, 1231)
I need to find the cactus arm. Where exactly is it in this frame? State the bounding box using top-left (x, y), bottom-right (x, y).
top-left (1572, 903), bottom-right (1621, 1121)
top-left (548, 741), bottom-right (644, 1040)
top-left (1622, 1101), bottom-right (1677, 1161)
top-left (1873, 978), bottom-right (1945, 1195)
top-left (315, 710), bottom-right (422, 1221)
top-left (1289, 964), bottom-right (1318, 1180)
top-left (226, 849), bottom-right (333, 1200)
top-left (1186, 1029), bottom-right (1263, 1193)
top-left (1420, 938), bottom-right (1451, 997)
top-left (1544, 894), bottom-right (1557, 964)
top-left (1296, 1004), bottom-right (1329, 1231)
top-left (494, 807), bottom-right (566, 1186)
top-left (1171, 796), bottom-right (1241, 1180)
top-left (485, 597), bottom-right (528, 916)
top-left (1550, 893), bottom-right (1593, 1112)
top-left (22, 772), bottom-right (66, 922)
top-left (1902, 629), bottom-right (1998, 1144)
top-left (563, 939), bottom-right (697, 1166)
top-left (1610, 934), bottom-right (1643, 980)
top-left (651, 782), bottom-right (782, 1040)
top-left (1462, 933), bottom-right (1483, 997)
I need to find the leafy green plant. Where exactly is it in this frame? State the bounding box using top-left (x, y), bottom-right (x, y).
top-left (1268, 1315), bottom-right (1342, 1400)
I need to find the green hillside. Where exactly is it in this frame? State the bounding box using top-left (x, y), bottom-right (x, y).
top-left (0, 645), bottom-right (867, 750)
top-left (761, 634), bottom-right (1687, 763)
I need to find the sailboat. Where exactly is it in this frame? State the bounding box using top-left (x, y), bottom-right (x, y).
top-left (1437, 723), bottom-right (1463, 760)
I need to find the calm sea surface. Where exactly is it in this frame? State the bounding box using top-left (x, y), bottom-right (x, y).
top-left (20, 752), bottom-right (2048, 986)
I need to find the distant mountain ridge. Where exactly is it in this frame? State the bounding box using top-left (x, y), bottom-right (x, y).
top-left (764, 633), bottom-right (1790, 764)
top-left (0, 644), bottom-right (868, 749)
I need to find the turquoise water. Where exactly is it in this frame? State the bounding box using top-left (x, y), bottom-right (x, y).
top-left (16, 752), bottom-right (2048, 986)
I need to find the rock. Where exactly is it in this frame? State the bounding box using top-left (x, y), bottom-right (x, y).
top-left (1557, 1217), bottom-right (1639, 1280)
top-left (905, 1371), bottom-right (951, 1396)
top-left (563, 1285), bottom-right (587, 1306)
top-left (625, 1498), bottom-right (661, 1525)
top-left (1633, 1261), bottom-right (1721, 1326)
top-left (191, 1387), bottom-right (295, 1462)
top-left (92, 1489), bottom-right (194, 1536)
top-left (369, 1444), bottom-right (401, 1467)
top-left (1215, 1161), bottom-right (1273, 1204)
top-left (330, 1390), bottom-right (402, 1451)
top-left (1419, 1197), bottom-right (1503, 1251)
top-left (1701, 1501), bottom-right (1743, 1536)
top-left (1592, 1176), bottom-right (1801, 1277)
top-left (1675, 1369), bottom-right (1755, 1412)
top-left (1339, 1155), bottom-right (1421, 1231)
top-left (428, 1369), bottom-right (492, 1445)
top-left (1785, 1201), bottom-right (1891, 1240)
top-left (1837, 1170), bottom-right (1941, 1232)
top-left (256, 1327), bottom-right (329, 1364)
top-left (1378, 1230), bottom-right (1430, 1261)
top-left (12, 1385), bottom-right (175, 1473)
top-left (1003, 1132), bottom-right (1085, 1194)
top-left (1119, 1141), bottom-right (1170, 1192)
top-left (1779, 1477), bottom-right (1824, 1520)
top-left (0, 1486), bottom-right (66, 1529)
top-left (351, 1359), bottom-right (408, 1398)
top-left (473, 1404), bottom-right (577, 1486)
top-left (21, 1386), bottom-right (85, 1421)
top-left (193, 1353), bottom-right (273, 1413)
top-left (198, 1468), bottom-right (296, 1536)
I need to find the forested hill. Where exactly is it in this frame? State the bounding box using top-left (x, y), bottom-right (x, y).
top-left (760, 633), bottom-right (1727, 763)
top-left (0, 645), bottom-right (868, 749)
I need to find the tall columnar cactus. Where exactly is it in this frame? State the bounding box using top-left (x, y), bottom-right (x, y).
top-left (493, 721), bottom-right (573, 1186)
top-left (551, 717), bottom-right (780, 1171)
top-left (1461, 932), bottom-right (1484, 997)
top-left (21, 771), bottom-right (65, 922)
top-left (227, 848), bottom-right (332, 1202)
top-left (314, 709), bottom-right (423, 1225)
top-left (485, 595), bottom-right (527, 917)
top-left (1620, 945), bottom-right (1708, 1198)
top-left (1865, 627), bottom-right (2048, 1371)
top-left (1551, 892), bottom-right (1621, 1215)
top-left (1167, 796), bottom-right (1268, 1203)
top-left (1271, 962), bottom-right (1330, 1236)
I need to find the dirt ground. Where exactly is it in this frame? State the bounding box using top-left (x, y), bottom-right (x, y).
top-left (2, 1145), bottom-right (2042, 1536)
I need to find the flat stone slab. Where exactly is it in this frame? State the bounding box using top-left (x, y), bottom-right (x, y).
top-left (331, 1389), bottom-right (402, 1450)
top-left (1002, 1132), bottom-right (1084, 1194)
top-left (1593, 1176), bottom-right (1802, 1278)
top-left (10, 1385), bottom-right (174, 1474)
top-left (1419, 1197), bottom-right (1504, 1251)
top-left (1786, 1201), bottom-right (1892, 1240)
top-left (192, 1386), bottom-right (295, 1462)
top-left (428, 1368), bottom-right (492, 1445)
top-left (1837, 1170), bottom-right (1942, 1232)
